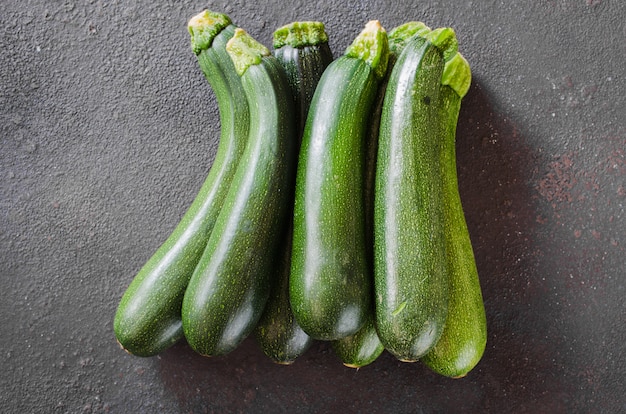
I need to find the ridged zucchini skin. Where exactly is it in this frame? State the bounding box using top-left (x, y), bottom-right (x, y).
top-left (181, 31), bottom-right (297, 356)
top-left (290, 22), bottom-right (388, 341)
top-left (421, 53), bottom-right (487, 378)
top-left (374, 37), bottom-right (449, 362)
top-left (113, 19), bottom-right (248, 357)
top-left (254, 23), bottom-right (333, 364)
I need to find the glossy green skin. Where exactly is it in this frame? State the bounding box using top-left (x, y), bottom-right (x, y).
top-left (332, 313), bottom-right (384, 368)
top-left (273, 43), bottom-right (333, 137)
top-left (182, 56), bottom-right (296, 357)
top-left (290, 56), bottom-right (379, 341)
top-left (254, 226), bottom-right (313, 364)
top-left (421, 86), bottom-right (487, 378)
top-left (254, 42), bottom-right (332, 364)
top-left (113, 26), bottom-right (248, 357)
top-left (330, 66), bottom-right (388, 368)
top-left (374, 38), bottom-right (449, 362)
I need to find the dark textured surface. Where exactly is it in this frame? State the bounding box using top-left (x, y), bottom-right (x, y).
top-left (1, 1), bottom-right (625, 413)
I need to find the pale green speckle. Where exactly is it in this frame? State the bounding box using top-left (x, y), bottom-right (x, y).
top-left (392, 301), bottom-right (407, 316)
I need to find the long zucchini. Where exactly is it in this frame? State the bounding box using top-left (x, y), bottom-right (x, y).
top-left (254, 21), bottom-right (333, 364)
top-left (290, 21), bottom-right (389, 341)
top-left (331, 23), bottom-right (424, 368)
top-left (374, 34), bottom-right (448, 362)
top-left (420, 32), bottom-right (487, 378)
top-left (181, 28), bottom-right (296, 356)
top-left (113, 11), bottom-right (248, 357)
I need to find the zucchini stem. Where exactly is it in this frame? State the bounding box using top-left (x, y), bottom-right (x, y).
top-left (442, 52), bottom-right (471, 99)
top-left (345, 20), bottom-right (389, 80)
top-left (389, 22), bottom-right (471, 98)
top-left (389, 21), bottom-right (431, 56)
top-left (273, 21), bottom-right (329, 49)
top-left (188, 10), bottom-right (232, 55)
top-left (226, 28), bottom-right (271, 76)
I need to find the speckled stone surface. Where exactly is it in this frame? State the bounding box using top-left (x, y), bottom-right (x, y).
top-left (1, 1), bottom-right (625, 412)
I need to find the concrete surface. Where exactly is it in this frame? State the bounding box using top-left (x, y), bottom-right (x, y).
top-left (1, 1), bottom-right (625, 413)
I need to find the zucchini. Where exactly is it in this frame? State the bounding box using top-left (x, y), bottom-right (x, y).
top-left (181, 28), bottom-right (297, 356)
top-left (373, 34), bottom-right (448, 362)
top-left (254, 21), bottom-right (332, 364)
top-left (330, 23), bottom-right (428, 367)
top-left (113, 11), bottom-right (248, 357)
top-left (290, 21), bottom-right (389, 340)
top-left (419, 35), bottom-right (487, 378)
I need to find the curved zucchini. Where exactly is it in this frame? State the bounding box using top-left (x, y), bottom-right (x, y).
top-left (254, 21), bottom-right (332, 364)
top-left (290, 21), bottom-right (389, 341)
top-left (113, 11), bottom-right (248, 357)
top-left (374, 35), bottom-right (448, 362)
top-left (182, 28), bottom-right (296, 356)
top-left (419, 39), bottom-right (487, 378)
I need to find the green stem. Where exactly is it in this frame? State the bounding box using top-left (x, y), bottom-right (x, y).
top-left (188, 10), bottom-right (232, 55)
top-left (345, 20), bottom-right (389, 80)
top-left (442, 52), bottom-right (472, 98)
top-left (226, 28), bottom-right (270, 76)
top-left (388, 21), bottom-right (431, 56)
top-left (273, 21), bottom-right (329, 48)
top-left (389, 22), bottom-right (471, 98)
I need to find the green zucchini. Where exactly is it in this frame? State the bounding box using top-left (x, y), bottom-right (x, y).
top-left (330, 23), bottom-right (431, 367)
top-left (290, 21), bottom-right (389, 341)
top-left (254, 21), bottom-right (332, 364)
top-left (181, 28), bottom-right (296, 356)
top-left (374, 34), bottom-right (448, 362)
top-left (113, 11), bottom-right (248, 357)
top-left (420, 39), bottom-right (487, 378)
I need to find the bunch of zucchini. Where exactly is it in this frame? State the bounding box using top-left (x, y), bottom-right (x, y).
top-left (114, 9), bottom-right (486, 379)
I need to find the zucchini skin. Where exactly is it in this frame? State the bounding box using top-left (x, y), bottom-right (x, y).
top-left (374, 37), bottom-right (449, 362)
top-left (332, 313), bottom-right (384, 368)
top-left (254, 32), bottom-right (333, 364)
top-left (273, 43), bottom-right (333, 137)
top-left (290, 55), bottom-right (380, 341)
top-left (421, 84), bottom-right (487, 378)
top-left (182, 54), bottom-right (296, 356)
top-left (113, 24), bottom-right (248, 357)
top-left (254, 229), bottom-right (313, 364)
top-left (330, 31), bottom-right (399, 365)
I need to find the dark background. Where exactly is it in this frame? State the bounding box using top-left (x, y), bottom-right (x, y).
top-left (1, 1), bottom-right (625, 413)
